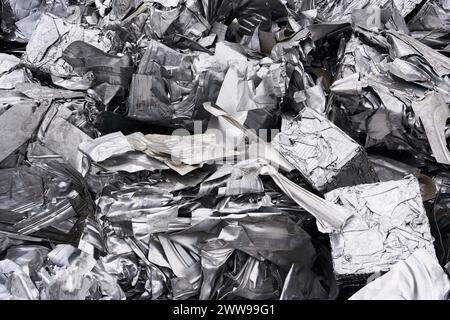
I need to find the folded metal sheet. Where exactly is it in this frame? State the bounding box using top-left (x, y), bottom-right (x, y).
top-left (0, 54), bottom-right (30, 89)
top-left (315, 0), bottom-right (422, 21)
top-left (0, 100), bottom-right (50, 163)
top-left (23, 13), bottom-right (113, 77)
top-left (1, 0), bottom-right (450, 302)
top-left (350, 249), bottom-right (450, 300)
top-left (79, 132), bottom-right (134, 163)
top-left (272, 107), bottom-right (379, 193)
top-left (32, 98), bottom-right (98, 174)
top-left (0, 160), bottom-right (94, 246)
top-left (127, 40), bottom-right (202, 127)
top-left (330, 25), bottom-right (450, 163)
top-left (412, 91), bottom-right (450, 165)
top-left (325, 175), bottom-right (436, 276)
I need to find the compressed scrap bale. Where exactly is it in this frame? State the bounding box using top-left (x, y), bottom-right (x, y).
top-left (349, 249), bottom-right (450, 300)
top-left (272, 107), bottom-right (379, 193)
top-left (325, 175), bottom-right (436, 277)
top-left (22, 13), bottom-right (113, 77)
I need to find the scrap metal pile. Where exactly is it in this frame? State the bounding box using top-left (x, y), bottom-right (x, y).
top-left (1, 0), bottom-right (450, 300)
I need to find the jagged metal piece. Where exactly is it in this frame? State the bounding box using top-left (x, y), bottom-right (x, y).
top-left (325, 175), bottom-right (436, 276)
top-left (412, 91), bottom-right (450, 165)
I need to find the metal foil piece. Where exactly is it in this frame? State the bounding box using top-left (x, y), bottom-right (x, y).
top-left (350, 249), bottom-right (450, 300)
top-left (412, 91), bottom-right (450, 165)
top-left (261, 164), bottom-right (353, 233)
top-left (1, 0), bottom-right (450, 301)
top-left (325, 175), bottom-right (436, 276)
top-left (272, 107), bottom-right (379, 193)
top-left (23, 13), bottom-right (113, 77)
top-left (79, 132), bottom-right (134, 163)
top-left (0, 100), bottom-right (50, 163)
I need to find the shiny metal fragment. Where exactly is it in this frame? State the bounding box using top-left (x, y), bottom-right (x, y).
top-left (272, 107), bottom-right (379, 193)
top-left (0, 99), bottom-right (50, 162)
top-left (350, 249), bottom-right (450, 300)
top-left (79, 132), bottom-right (134, 163)
top-left (2, 0), bottom-right (450, 302)
top-left (325, 175), bottom-right (436, 276)
top-left (412, 91), bottom-right (450, 165)
top-left (23, 13), bottom-right (113, 77)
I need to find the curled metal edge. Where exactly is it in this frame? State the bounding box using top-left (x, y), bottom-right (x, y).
top-left (412, 91), bottom-right (450, 165)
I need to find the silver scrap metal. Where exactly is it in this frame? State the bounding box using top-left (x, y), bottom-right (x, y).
top-left (0, 0), bottom-right (450, 301)
top-left (325, 175), bottom-right (436, 276)
top-left (272, 106), bottom-right (379, 193)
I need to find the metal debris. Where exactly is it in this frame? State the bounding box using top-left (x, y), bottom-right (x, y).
top-left (272, 107), bottom-right (379, 193)
top-left (0, 0), bottom-right (450, 301)
top-left (325, 175), bottom-right (436, 276)
top-left (349, 249), bottom-right (450, 300)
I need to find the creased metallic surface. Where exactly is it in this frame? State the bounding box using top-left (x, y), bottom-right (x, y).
top-left (315, 0), bottom-right (422, 21)
top-left (0, 99), bottom-right (49, 162)
top-left (1, 0), bottom-right (450, 301)
top-left (261, 163), bottom-right (354, 233)
top-left (23, 13), bottom-right (113, 77)
top-left (412, 91), bottom-right (450, 165)
top-left (325, 175), bottom-right (436, 275)
top-left (79, 132), bottom-right (134, 163)
top-left (272, 107), bottom-right (378, 192)
top-left (350, 249), bottom-right (450, 300)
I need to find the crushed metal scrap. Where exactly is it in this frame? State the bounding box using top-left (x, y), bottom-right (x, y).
top-left (0, 0), bottom-right (450, 300)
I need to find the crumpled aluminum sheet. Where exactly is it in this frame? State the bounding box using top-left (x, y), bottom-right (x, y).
top-left (329, 22), bottom-right (450, 164)
top-left (0, 0), bottom-right (450, 301)
top-left (350, 249), bottom-right (450, 300)
top-left (0, 160), bottom-right (94, 244)
top-left (315, 0), bottom-right (422, 22)
top-left (272, 106), bottom-right (379, 193)
top-left (22, 13), bottom-right (114, 77)
top-left (325, 175), bottom-right (436, 275)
